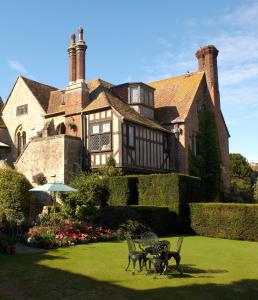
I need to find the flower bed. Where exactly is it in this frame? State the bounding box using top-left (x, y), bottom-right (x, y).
top-left (27, 220), bottom-right (112, 249)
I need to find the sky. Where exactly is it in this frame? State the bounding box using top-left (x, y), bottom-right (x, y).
top-left (0, 0), bottom-right (258, 161)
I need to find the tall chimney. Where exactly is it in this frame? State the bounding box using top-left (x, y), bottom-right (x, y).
top-left (195, 45), bottom-right (220, 111)
top-left (76, 26), bottom-right (87, 82)
top-left (68, 33), bottom-right (76, 84)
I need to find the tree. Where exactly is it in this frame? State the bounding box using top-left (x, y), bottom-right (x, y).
top-left (229, 153), bottom-right (254, 202)
top-left (229, 153), bottom-right (253, 179)
top-left (189, 108), bottom-right (221, 201)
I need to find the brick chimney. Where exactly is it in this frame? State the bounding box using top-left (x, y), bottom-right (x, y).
top-left (68, 33), bottom-right (76, 84)
top-left (195, 45), bottom-right (220, 112)
top-left (76, 26), bottom-right (87, 82)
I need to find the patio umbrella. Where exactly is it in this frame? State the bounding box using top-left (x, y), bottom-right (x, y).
top-left (29, 182), bottom-right (78, 208)
top-left (29, 182), bottom-right (77, 192)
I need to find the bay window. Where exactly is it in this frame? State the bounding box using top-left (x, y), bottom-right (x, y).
top-left (90, 121), bottom-right (111, 152)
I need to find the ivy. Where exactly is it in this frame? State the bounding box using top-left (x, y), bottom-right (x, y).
top-left (189, 108), bottom-right (221, 201)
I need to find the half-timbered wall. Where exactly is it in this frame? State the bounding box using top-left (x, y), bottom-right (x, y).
top-left (122, 122), bottom-right (170, 172)
top-left (85, 109), bottom-right (122, 169)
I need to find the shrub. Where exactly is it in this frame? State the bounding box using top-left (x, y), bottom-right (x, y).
top-left (93, 206), bottom-right (175, 236)
top-left (98, 155), bottom-right (120, 177)
top-left (0, 169), bottom-right (32, 224)
top-left (187, 203), bottom-right (258, 241)
top-left (66, 173), bottom-right (109, 219)
top-left (32, 172), bottom-right (47, 185)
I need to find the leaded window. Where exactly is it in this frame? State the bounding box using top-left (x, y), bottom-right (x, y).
top-left (90, 121), bottom-right (111, 152)
top-left (16, 104), bottom-right (28, 116)
top-left (129, 87), bottom-right (139, 103)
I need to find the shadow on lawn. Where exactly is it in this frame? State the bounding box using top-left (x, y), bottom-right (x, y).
top-left (0, 252), bottom-right (257, 300)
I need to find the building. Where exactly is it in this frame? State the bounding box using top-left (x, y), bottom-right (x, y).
top-left (0, 27), bottom-right (230, 187)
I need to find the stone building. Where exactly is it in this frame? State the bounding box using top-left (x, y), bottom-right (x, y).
top-left (0, 27), bottom-right (230, 187)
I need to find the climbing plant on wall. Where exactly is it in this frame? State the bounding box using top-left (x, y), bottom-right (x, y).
top-left (189, 108), bottom-right (221, 201)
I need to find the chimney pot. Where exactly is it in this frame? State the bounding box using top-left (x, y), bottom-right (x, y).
top-left (78, 26), bottom-right (84, 41)
top-left (70, 33), bottom-right (76, 45)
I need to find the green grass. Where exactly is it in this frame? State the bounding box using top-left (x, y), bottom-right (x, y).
top-left (0, 236), bottom-right (258, 300)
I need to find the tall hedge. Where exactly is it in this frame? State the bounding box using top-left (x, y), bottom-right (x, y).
top-left (188, 203), bottom-right (258, 241)
top-left (0, 169), bottom-right (32, 224)
top-left (102, 176), bottom-right (138, 206)
top-left (104, 173), bottom-right (202, 212)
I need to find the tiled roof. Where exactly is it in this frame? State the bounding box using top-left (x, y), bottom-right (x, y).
top-left (0, 116), bottom-right (6, 129)
top-left (83, 79), bottom-right (169, 132)
top-left (21, 76), bottom-right (58, 112)
top-left (47, 90), bottom-right (65, 115)
top-left (149, 71), bottom-right (205, 123)
top-left (0, 97), bottom-right (3, 113)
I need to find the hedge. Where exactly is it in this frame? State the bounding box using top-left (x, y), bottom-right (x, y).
top-left (93, 206), bottom-right (176, 235)
top-left (188, 203), bottom-right (258, 241)
top-left (103, 173), bottom-right (202, 211)
top-left (102, 176), bottom-right (138, 206)
top-left (138, 173), bottom-right (202, 210)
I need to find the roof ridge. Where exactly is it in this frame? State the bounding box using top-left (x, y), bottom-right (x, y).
top-left (148, 71), bottom-right (204, 85)
top-left (20, 76), bottom-right (58, 90)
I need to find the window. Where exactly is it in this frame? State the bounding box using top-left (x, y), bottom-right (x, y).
top-left (163, 134), bottom-right (169, 152)
top-left (144, 89), bottom-right (149, 105)
top-left (16, 104), bottom-right (28, 116)
top-left (16, 127), bottom-right (26, 156)
top-left (90, 121), bottom-right (111, 152)
top-left (190, 133), bottom-right (197, 155)
top-left (129, 87), bottom-right (139, 103)
top-left (127, 125), bottom-right (135, 148)
top-left (149, 91), bottom-right (154, 106)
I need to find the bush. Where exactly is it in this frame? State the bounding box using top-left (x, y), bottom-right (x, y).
top-left (98, 155), bottom-right (120, 177)
top-left (66, 173), bottom-right (109, 219)
top-left (0, 169), bottom-right (32, 224)
top-left (32, 172), bottom-right (47, 185)
top-left (93, 206), bottom-right (175, 236)
top-left (188, 203), bottom-right (258, 241)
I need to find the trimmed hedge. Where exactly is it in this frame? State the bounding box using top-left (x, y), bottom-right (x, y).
top-left (138, 173), bottom-right (202, 210)
top-left (104, 173), bottom-right (202, 211)
top-left (188, 203), bottom-right (258, 241)
top-left (93, 206), bottom-right (176, 235)
top-left (102, 176), bottom-right (138, 206)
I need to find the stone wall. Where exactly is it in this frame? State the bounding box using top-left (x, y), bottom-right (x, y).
top-left (15, 135), bottom-right (82, 184)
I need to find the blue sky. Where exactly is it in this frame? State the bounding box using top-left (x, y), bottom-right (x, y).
top-left (0, 0), bottom-right (258, 161)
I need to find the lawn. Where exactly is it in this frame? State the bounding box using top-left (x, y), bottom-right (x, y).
top-left (0, 236), bottom-right (258, 300)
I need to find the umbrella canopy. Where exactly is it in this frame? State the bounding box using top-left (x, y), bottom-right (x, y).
top-left (0, 141), bottom-right (10, 148)
top-left (29, 182), bottom-right (78, 192)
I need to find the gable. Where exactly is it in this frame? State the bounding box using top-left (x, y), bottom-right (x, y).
top-left (149, 71), bottom-right (205, 123)
top-left (2, 77), bottom-right (46, 116)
